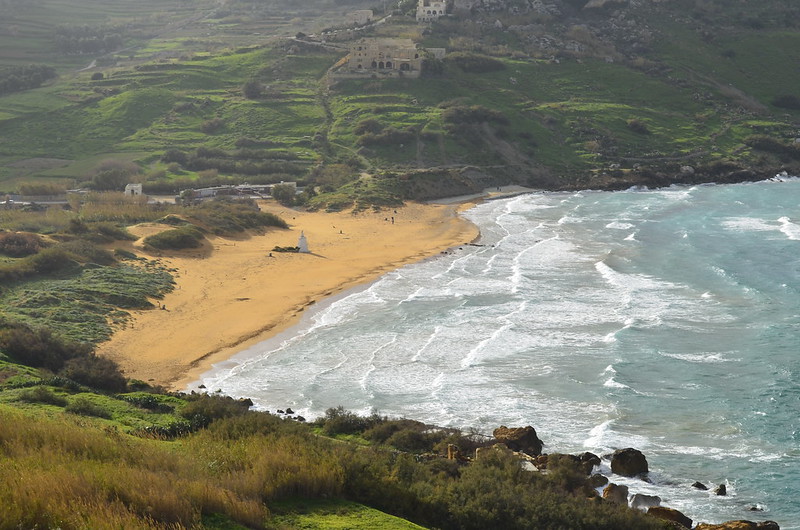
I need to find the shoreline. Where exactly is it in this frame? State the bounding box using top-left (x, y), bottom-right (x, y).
top-left (97, 198), bottom-right (488, 390)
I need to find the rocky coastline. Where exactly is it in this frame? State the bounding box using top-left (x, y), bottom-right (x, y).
top-left (454, 425), bottom-right (780, 530)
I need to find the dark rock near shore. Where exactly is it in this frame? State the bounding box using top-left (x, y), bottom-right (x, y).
top-left (694, 521), bottom-right (780, 530)
top-left (714, 483), bottom-right (727, 496)
top-left (589, 473), bottom-right (609, 488)
top-left (602, 483), bottom-right (628, 505)
top-left (579, 451), bottom-right (601, 473)
top-left (692, 481), bottom-right (709, 490)
top-left (647, 506), bottom-right (693, 528)
top-left (610, 447), bottom-right (649, 477)
top-left (492, 425), bottom-right (544, 456)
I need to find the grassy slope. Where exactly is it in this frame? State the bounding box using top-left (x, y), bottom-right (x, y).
top-left (1, 1), bottom-right (798, 193)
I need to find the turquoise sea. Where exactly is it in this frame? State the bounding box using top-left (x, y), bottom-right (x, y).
top-left (194, 178), bottom-right (800, 527)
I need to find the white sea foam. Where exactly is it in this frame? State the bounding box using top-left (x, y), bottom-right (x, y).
top-left (606, 221), bottom-right (635, 230)
top-left (778, 216), bottom-right (800, 240)
top-left (720, 217), bottom-right (776, 233)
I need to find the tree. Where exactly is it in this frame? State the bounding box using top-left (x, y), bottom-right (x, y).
top-left (271, 183), bottom-right (296, 206)
top-left (88, 159), bottom-right (141, 191)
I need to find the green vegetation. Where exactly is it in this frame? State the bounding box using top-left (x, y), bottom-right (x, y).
top-left (0, 389), bottom-right (670, 529)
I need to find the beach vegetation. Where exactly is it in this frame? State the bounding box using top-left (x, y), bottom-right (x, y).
top-left (143, 225), bottom-right (205, 250)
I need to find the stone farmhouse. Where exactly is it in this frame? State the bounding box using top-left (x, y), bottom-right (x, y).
top-left (416, 0), bottom-right (448, 22)
top-left (343, 38), bottom-right (425, 78)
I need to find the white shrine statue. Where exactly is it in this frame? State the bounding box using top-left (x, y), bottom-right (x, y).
top-left (298, 231), bottom-right (309, 253)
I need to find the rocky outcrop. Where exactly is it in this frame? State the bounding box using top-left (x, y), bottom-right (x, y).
top-left (630, 493), bottom-right (661, 511)
top-left (694, 522), bottom-right (779, 530)
top-left (579, 451), bottom-right (601, 473)
top-left (492, 425), bottom-right (544, 456)
top-left (589, 473), bottom-right (609, 488)
top-left (602, 483), bottom-right (628, 505)
top-left (647, 506), bottom-right (693, 528)
top-left (610, 447), bottom-right (649, 477)
top-left (714, 483), bottom-right (727, 496)
top-left (692, 481), bottom-right (709, 490)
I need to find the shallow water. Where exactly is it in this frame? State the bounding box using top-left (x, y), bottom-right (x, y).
top-left (195, 179), bottom-right (800, 526)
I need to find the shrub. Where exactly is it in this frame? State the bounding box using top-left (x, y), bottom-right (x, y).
top-left (143, 226), bottom-right (205, 250)
top-left (59, 355), bottom-right (128, 393)
top-left (271, 183), bottom-right (296, 206)
top-left (445, 52), bottom-right (506, 73)
top-left (772, 94), bottom-right (800, 110)
top-left (122, 394), bottom-right (175, 413)
top-left (0, 232), bottom-right (44, 257)
top-left (179, 394), bottom-right (252, 429)
top-left (17, 386), bottom-right (68, 406)
top-left (59, 239), bottom-right (116, 265)
top-left (354, 118), bottom-right (384, 136)
top-left (242, 79), bottom-right (263, 99)
top-left (626, 118), bottom-right (650, 134)
top-left (201, 118), bottom-right (224, 134)
top-left (88, 159), bottom-right (141, 191)
top-left (0, 319), bottom-right (92, 371)
top-left (317, 406), bottom-right (381, 436)
top-left (65, 396), bottom-right (112, 418)
top-left (161, 149), bottom-right (189, 165)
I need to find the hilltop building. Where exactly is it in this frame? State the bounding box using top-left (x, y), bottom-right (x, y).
top-left (416, 0), bottom-right (448, 22)
top-left (343, 38), bottom-right (424, 78)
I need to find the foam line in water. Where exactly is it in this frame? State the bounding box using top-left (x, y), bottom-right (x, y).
top-left (778, 216), bottom-right (800, 240)
top-left (459, 301), bottom-right (527, 368)
top-left (412, 325), bottom-right (442, 362)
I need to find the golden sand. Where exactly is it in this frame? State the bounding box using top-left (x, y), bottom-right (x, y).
top-left (97, 201), bottom-right (479, 390)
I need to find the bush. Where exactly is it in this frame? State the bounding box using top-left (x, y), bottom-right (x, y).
top-left (59, 239), bottom-right (116, 265)
top-left (143, 226), bottom-right (205, 250)
top-left (59, 355), bottom-right (128, 393)
top-left (17, 386), bottom-right (68, 406)
top-left (179, 394), bottom-right (253, 429)
top-left (122, 394), bottom-right (175, 413)
top-left (88, 159), bottom-right (141, 191)
top-left (0, 232), bottom-right (44, 257)
top-left (0, 319), bottom-right (91, 371)
top-left (65, 396), bottom-right (112, 418)
top-left (201, 118), bottom-right (224, 134)
top-left (626, 118), bottom-right (650, 134)
top-left (445, 52), bottom-right (506, 73)
top-left (242, 79), bottom-right (263, 99)
top-left (271, 183), bottom-right (296, 206)
top-left (772, 94), bottom-right (800, 110)
top-left (317, 406), bottom-right (381, 436)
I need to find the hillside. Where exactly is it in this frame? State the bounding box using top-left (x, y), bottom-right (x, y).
top-left (0, 0), bottom-right (798, 205)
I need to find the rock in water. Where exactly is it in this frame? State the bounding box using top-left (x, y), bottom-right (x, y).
top-left (610, 447), bottom-right (649, 477)
top-left (602, 483), bottom-right (628, 505)
top-left (714, 483), bottom-right (727, 496)
top-left (647, 506), bottom-right (693, 528)
top-left (492, 425), bottom-right (544, 456)
top-left (692, 481), bottom-right (709, 490)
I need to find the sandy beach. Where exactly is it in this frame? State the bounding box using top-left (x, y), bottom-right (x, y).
top-left (97, 201), bottom-right (479, 390)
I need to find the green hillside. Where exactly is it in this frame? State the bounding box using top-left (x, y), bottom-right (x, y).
top-left (1, 0), bottom-right (798, 202)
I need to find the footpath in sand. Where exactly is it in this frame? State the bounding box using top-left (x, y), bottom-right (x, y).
top-left (97, 201), bottom-right (479, 390)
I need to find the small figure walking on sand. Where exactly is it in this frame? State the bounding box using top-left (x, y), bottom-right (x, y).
top-left (391, 216), bottom-right (394, 224)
